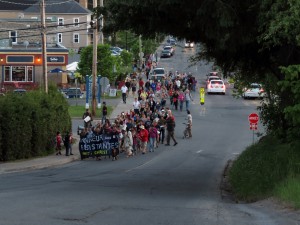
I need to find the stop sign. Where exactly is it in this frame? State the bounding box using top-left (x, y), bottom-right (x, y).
top-left (248, 113), bottom-right (259, 124)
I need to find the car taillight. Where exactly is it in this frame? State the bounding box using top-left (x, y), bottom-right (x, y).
top-left (221, 85), bottom-right (224, 88)
top-left (210, 85), bottom-right (213, 88)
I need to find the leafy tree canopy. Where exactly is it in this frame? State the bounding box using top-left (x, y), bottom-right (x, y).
top-left (104, 0), bottom-right (300, 140)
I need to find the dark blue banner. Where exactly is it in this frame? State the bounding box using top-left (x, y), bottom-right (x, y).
top-left (79, 133), bottom-right (119, 159)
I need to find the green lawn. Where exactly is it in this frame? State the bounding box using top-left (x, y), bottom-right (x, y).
top-left (68, 105), bottom-right (113, 118)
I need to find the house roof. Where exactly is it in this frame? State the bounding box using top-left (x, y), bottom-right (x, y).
top-left (0, 0), bottom-right (38, 10)
top-left (0, 0), bottom-right (90, 14)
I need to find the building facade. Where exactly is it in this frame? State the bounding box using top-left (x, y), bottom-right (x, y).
top-left (0, 0), bottom-right (92, 90)
top-left (0, 43), bottom-right (69, 90)
top-left (0, 0), bottom-right (92, 53)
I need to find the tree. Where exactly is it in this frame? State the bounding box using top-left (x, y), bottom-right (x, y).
top-left (77, 44), bottom-right (116, 82)
top-left (106, 0), bottom-right (300, 140)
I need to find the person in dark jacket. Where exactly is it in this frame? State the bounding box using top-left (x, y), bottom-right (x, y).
top-left (165, 111), bottom-right (178, 146)
top-left (64, 132), bottom-right (71, 156)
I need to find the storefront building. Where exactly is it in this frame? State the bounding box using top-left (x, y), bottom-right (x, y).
top-left (0, 44), bottom-right (69, 91)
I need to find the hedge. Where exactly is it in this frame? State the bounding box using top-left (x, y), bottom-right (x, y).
top-left (0, 86), bottom-right (71, 161)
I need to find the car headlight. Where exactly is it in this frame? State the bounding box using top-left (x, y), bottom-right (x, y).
top-left (190, 43), bottom-right (194, 47)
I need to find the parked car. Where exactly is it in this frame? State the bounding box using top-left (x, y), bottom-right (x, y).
top-left (111, 49), bottom-right (120, 56)
top-left (150, 67), bottom-right (166, 81)
top-left (111, 46), bottom-right (123, 53)
top-left (242, 83), bottom-right (265, 99)
top-left (167, 38), bottom-right (177, 46)
top-left (65, 88), bottom-right (83, 98)
top-left (150, 74), bottom-right (166, 81)
top-left (151, 67), bottom-right (165, 76)
top-left (185, 41), bottom-right (194, 48)
top-left (163, 45), bottom-right (174, 55)
top-left (160, 49), bottom-right (172, 58)
top-left (207, 80), bottom-right (226, 95)
top-left (13, 89), bottom-right (27, 94)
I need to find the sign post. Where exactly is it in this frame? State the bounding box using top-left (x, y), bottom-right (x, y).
top-left (248, 113), bottom-right (259, 144)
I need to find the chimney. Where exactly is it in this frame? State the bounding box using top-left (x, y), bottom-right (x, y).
top-left (79, 0), bottom-right (88, 8)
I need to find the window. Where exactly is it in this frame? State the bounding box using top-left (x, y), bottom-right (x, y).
top-left (4, 66), bottom-right (10, 81)
top-left (58, 18), bottom-right (64, 27)
top-left (57, 33), bottom-right (62, 43)
top-left (9, 31), bottom-right (17, 44)
top-left (4, 66), bottom-right (34, 82)
top-left (74, 18), bottom-right (79, 27)
top-left (73, 33), bottom-right (79, 43)
top-left (27, 67), bottom-right (33, 81)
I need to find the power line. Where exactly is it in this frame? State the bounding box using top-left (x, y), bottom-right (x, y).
top-left (0, 14), bottom-right (91, 27)
top-left (0, 28), bottom-right (91, 41)
top-left (0, 21), bottom-right (89, 33)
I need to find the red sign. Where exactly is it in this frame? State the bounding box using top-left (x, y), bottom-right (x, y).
top-left (248, 113), bottom-right (259, 124)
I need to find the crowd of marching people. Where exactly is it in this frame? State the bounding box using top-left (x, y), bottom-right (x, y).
top-left (79, 68), bottom-right (194, 161)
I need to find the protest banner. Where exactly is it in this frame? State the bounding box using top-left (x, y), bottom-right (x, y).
top-left (79, 133), bottom-right (119, 159)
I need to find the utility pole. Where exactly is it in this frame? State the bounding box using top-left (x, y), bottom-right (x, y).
top-left (41, 0), bottom-right (48, 93)
top-left (91, 0), bottom-right (98, 116)
top-left (99, 0), bottom-right (104, 44)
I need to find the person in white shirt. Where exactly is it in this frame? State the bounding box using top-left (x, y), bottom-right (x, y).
top-left (186, 110), bottom-right (192, 138)
top-left (133, 97), bottom-right (141, 114)
top-left (121, 83), bottom-right (128, 103)
top-left (175, 78), bottom-right (181, 90)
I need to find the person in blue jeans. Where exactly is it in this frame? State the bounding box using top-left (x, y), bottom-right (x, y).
top-left (185, 89), bottom-right (193, 110)
top-left (148, 125), bottom-right (158, 152)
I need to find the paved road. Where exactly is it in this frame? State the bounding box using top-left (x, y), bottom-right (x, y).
top-left (0, 43), bottom-right (298, 225)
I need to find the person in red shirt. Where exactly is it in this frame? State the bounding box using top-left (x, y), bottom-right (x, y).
top-left (139, 78), bottom-right (144, 89)
top-left (138, 125), bottom-right (149, 154)
top-left (55, 131), bottom-right (62, 155)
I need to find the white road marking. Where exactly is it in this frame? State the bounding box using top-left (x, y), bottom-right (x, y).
top-left (196, 150), bottom-right (203, 154)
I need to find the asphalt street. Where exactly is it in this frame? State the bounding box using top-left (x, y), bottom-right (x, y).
top-left (0, 43), bottom-right (298, 225)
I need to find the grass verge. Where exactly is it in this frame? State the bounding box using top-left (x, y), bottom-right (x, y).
top-left (229, 135), bottom-right (300, 208)
top-left (68, 105), bottom-right (113, 118)
top-left (274, 176), bottom-right (300, 208)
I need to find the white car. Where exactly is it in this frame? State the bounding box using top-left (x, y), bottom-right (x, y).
top-left (206, 75), bottom-right (222, 87)
top-left (242, 83), bottom-right (265, 99)
top-left (207, 80), bottom-right (226, 95)
top-left (151, 67), bottom-right (165, 76)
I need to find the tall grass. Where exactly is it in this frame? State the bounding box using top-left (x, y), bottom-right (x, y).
top-left (229, 135), bottom-right (300, 203)
top-left (274, 176), bottom-right (300, 209)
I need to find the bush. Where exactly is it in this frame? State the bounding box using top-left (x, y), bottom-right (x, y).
top-left (0, 86), bottom-right (71, 161)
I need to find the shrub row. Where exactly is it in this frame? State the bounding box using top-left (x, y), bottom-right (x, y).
top-left (0, 86), bottom-right (71, 161)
